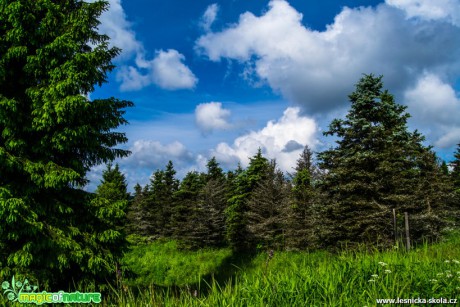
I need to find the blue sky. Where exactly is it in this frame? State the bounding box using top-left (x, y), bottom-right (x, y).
top-left (87, 0), bottom-right (460, 191)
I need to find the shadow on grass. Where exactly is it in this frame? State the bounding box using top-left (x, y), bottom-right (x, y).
top-left (121, 249), bottom-right (259, 300)
top-left (192, 250), bottom-right (258, 296)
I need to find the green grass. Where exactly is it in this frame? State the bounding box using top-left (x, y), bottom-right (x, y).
top-left (122, 240), bottom-right (232, 287)
top-left (110, 234), bottom-right (460, 306)
top-left (3, 234), bottom-right (460, 306)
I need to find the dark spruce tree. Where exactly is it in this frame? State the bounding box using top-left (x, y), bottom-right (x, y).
top-left (408, 151), bottom-right (452, 241)
top-left (178, 157), bottom-right (228, 249)
top-left (286, 145), bottom-right (319, 250)
top-left (318, 74), bottom-right (444, 248)
top-left (0, 0), bottom-right (133, 288)
top-left (126, 183), bottom-right (152, 241)
top-left (171, 170), bottom-right (206, 247)
top-left (146, 161), bottom-right (179, 238)
top-left (226, 149), bottom-right (269, 251)
top-left (193, 157), bottom-right (228, 248)
top-left (246, 160), bottom-right (290, 250)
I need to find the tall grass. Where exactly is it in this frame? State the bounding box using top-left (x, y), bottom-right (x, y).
top-left (2, 234), bottom-right (460, 306)
top-left (108, 234), bottom-right (460, 306)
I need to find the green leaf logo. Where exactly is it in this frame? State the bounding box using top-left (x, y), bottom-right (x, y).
top-left (2, 276), bottom-right (38, 302)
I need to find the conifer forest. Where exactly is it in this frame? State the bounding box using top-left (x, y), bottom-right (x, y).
top-left (1, 0), bottom-right (460, 305)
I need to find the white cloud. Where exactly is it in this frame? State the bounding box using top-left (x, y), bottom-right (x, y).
top-left (404, 73), bottom-right (460, 148)
top-left (116, 66), bottom-right (150, 91)
top-left (123, 140), bottom-right (194, 169)
top-left (195, 102), bottom-right (232, 134)
top-left (386, 0), bottom-right (460, 26)
top-left (201, 3), bottom-right (219, 32)
top-left (196, 0), bottom-right (460, 113)
top-left (435, 128), bottom-right (460, 148)
top-left (92, 0), bottom-right (197, 91)
top-left (116, 49), bottom-right (198, 91)
top-left (211, 107), bottom-right (319, 172)
top-left (90, 0), bottom-right (143, 59)
top-left (150, 50), bottom-right (198, 90)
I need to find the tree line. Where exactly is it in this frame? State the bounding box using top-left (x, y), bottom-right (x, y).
top-left (97, 75), bottom-right (460, 253)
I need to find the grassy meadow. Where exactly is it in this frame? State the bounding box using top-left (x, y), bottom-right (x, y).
top-left (3, 233), bottom-right (460, 306)
top-left (103, 233), bottom-right (460, 306)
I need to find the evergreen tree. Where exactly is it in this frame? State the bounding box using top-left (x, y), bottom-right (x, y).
top-left (146, 161), bottom-right (179, 237)
top-left (171, 171), bottom-right (206, 245)
top-left (408, 151), bottom-right (451, 240)
top-left (126, 183), bottom-right (151, 240)
top-left (441, 161), bottom-right (449, 176)
top-left (226, 149), bottom-right (269, 251)
top-left (0, 0), bottom-right (133, 288)
top-left (90, 163), bottom-right (129, 279)
top-left (318, 74), bottom-right (442, 247)
top-left (206, 156), bottom-right (225, 181)
top-left (196, 178), bottom-right (228, 248)
top-left (286, 145), bottom-right (319, 250)
top-left (96, 163), bottom-right (129, 201)
top-left (246, 160), bottom-right (290, 250)
top-left (189, 157), bottom-right (228, 248)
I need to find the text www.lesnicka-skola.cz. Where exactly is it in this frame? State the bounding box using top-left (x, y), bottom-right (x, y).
top-left (376, 297), bottom-right (457, 304)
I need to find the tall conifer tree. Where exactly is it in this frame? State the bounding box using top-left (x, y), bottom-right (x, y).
top-left (194, 157), bottom-right (228, 248)
top-left (286, 145), bottom-right (319, 250)
top-left (126, 183), bottom-right (151, 240)
top-left (246, 160), bottom-right (290, 250)
top-left (318, 75), bottom-right (442, 247)
top-left (171, 170), bottom-right (206, 246)
top-left (90, 163), bottom-right (129, 282)
top-left (0, 0), bottom-right (132, 287)
top-left (146, 161), bottom-right (179, 237)
top-left (226, 149), bottom-right (269, 251)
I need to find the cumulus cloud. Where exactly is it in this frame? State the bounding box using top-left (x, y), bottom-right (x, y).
top-left (93, 0), bottom-right (197, 91)
top-left (196, 0), bottom-right (460, 113)
top-left (211, 107), bottom-right (318, 171)
top-left (201, 3), bottom-right (219, 32)
top-left (117, 49), bottom-right (198, 91)
top-left (386, 0), bottom-right (460, 26)
top-left (119, 49), bottom-right (198, 91)
top-left (404, 73), bottom-right (460, 148)
top-left (91, 0), bottom-right (143, 59)
top-left (122, 140), bottom-right (194, 169)
top-left (195, 102), bottom-right (232, 134)
top-left (116, 66), bottom-right (150, 91)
